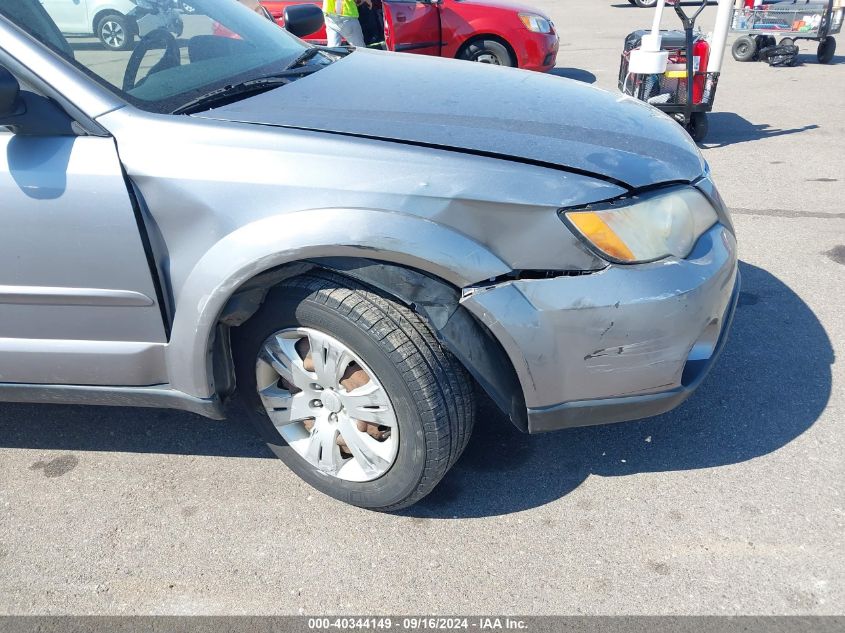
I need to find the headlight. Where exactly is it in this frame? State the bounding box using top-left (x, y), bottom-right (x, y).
top-left (561, 186), bottom-right (719, 264)
top-left (519, 13), bottom-right (552, 33)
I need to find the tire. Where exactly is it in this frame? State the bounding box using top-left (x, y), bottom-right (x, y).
top-left (732, 35), bottom-right (757, 62)
top-left (817, 37), bottom-right (836, 64)
top-left (756, 35), bottom-right (775, 50)
top-left (689, 112), bottom-right (709, 142)
top-left (232, 272), bottom-right (475, 511)
top-left (633, 0), bottom-right (658, 6)
top-left (97, 13), bottom-right (135, 51)
top-left (779, 37), bottom-right (794, 47)
top-left (458, 38), bottom-right (515, 67)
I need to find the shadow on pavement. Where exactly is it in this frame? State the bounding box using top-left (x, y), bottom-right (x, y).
top-left (0, 399), bottom-right (274, 459)
top-left (404, 260), bottom-right (833, 518)
top-left (68, 42), bottom-right (113, 52)
top-left (0, 262), bottom-right (833, 517)
top-left (796, 52), bottom-right (844, 66)
top-left (702, 113), bottom-right (818, 148)
top-left (549, 67), bottom-right (597, 84)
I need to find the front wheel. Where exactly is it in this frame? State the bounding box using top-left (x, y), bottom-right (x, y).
top-left (689, 112), bottom-right (709, 142)
top-left (817, 37), bottom-right (836, 64)
top-left (232, 272), bottom-right (475, 511)
top-left (732, 35), bottom-right (757, 62)
top-left (458, 38), bottom-right (515, 67)
top-left (632, 0), bottom-right (658, 6)
top-left (97, 13), bottom-right (135, 51)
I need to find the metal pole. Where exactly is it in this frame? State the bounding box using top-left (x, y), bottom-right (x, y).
top-left (685, 21), bottom-right (694, 124)
top-left (707, 0), bottom-right (735, 72)
top-left (823, 0), bottom-right (834, 39)
top-left (651, 0), bottom-right (667, 35)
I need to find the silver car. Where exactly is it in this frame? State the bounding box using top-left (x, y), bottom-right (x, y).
top-left (0, 0), bottom-right (738, 510)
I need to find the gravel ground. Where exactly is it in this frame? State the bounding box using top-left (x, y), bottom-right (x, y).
top-left (0, 0), bottom-right (843, 616)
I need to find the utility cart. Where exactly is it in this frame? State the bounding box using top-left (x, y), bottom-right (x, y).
top-left (619, 0), bottom-right (735, 142)
top-left (730, 0), bottom-right (842, 63)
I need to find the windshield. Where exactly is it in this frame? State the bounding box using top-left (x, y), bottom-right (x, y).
top-left (0, 0), bottom-right (320, 113)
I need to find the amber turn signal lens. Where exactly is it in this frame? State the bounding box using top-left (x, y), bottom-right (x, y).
top-left (566, 211), bottom-right (636, 262)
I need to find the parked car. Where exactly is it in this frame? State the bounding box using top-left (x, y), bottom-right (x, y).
top-left (0, 0), bottom-right (738, 510)
top-left (40, 0), bottom-right (139, 50)
top-left (261, 0), bottom-right (560, 71)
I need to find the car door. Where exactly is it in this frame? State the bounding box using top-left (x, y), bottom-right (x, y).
top-left (40, 0), bottom-right (90, 35)
top-left (0, 66), bottom-right (169, 387)
top-left (383, 0), bottom-right (441, 55)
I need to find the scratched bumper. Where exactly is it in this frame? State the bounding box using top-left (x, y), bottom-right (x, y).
top-left (461, 223), bottom-right (738, 433)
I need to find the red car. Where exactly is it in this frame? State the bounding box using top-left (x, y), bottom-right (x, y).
top-left (260, 0), bottom-right (559, 72)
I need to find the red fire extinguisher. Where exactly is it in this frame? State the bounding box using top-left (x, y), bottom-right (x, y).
top-left (692, 37), bottom-right (710, 104)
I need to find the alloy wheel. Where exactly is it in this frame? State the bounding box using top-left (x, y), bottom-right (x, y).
top-left (101, 20), bottom-right (126, 49)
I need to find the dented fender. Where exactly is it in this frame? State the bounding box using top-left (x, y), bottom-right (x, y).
top-left (164, 209), bottom-right (511, 398)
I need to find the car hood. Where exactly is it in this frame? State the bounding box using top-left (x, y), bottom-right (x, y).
top-left (195, 49), bottom-right (706, 189)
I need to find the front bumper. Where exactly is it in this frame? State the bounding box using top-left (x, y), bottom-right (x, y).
top-left (517, 31), bottom-right (559, 72)
top-left (461, 223), bottom-right (738, 433)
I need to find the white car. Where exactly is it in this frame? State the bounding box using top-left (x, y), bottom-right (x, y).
top-left (41, 0), bottom-right (139, 50)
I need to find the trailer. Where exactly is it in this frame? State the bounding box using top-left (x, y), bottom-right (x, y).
top-left (618, 0), bottom-right (736, 142)
top-left (730, 0), bottom-right (842, 63)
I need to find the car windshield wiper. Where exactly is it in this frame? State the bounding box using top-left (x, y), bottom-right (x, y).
top-left (171, 67), bottom-right (322, 115)
top-left (282, 46), bottom-right (330, 70)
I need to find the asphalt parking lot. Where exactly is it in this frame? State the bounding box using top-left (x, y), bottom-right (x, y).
top-left (1, 0), bottom-right (843, 616)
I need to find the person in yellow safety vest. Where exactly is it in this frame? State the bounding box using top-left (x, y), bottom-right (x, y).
top-left (322, 0), bottom-right (370, 48)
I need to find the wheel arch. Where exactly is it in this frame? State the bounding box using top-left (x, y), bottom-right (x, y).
top-left (91, 9), bottom-right (134, 36)
top-left (220, 258), bottom-right (529, 432)
top-left (164, 208), bottom-right (527, 429)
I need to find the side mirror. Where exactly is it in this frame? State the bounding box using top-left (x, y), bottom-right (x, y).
top-left (0, 65), bottom-right (75, 136)
top-left (284, 4), bottom-right (325, 38)
top-left (0, 66), bottom-right (24, 120)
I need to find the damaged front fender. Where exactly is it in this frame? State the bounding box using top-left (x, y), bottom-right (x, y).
top-left (306, 258), bottom-right (529, 431)
top-left (163, 209), bottom-right (512, 399)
